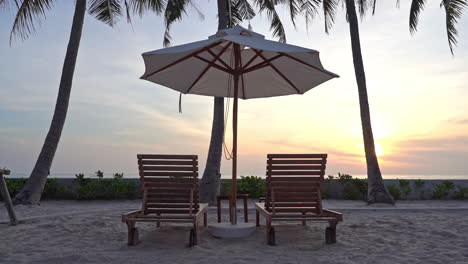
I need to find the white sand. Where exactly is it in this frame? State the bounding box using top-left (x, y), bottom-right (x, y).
top-left (1, 200), bottom-right (468, 264)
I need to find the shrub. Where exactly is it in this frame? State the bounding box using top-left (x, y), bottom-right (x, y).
top-left (221, 181), bottom-right (232, 196)
top-left (398, 179), bottom-right (412, 199)
top-left (322, 186), bottom-right (332, 199)
top-left (4, 177), bottom-right (27, 198)
top-left (414, 179), bottom-right (426, 199)
top-left (343, 184), bottom-right (362, 200)
top-left (74, 173), bottom-right (137, 200)
top-left (42, 178), bottom-right (61, 199)
top-left (238, 176), bottom-right (266, 198)
top-left (337, 173), bottom-right (353, 182)
top-left (432, 181), bottom-right (455, 199)
top-left (333, 173), bottom-right (367, 200)
top-left (454, 186), bottom-right (468, 200)
top-left (387, 185), bottom-right (401, 200)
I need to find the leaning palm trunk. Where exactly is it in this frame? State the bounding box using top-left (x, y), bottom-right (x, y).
top-left (14, 0), bottom-right (87, 205)
top-left (344, 0), bottom-right (394, 204)
top-left (199, 0), bottom-right (229, 204)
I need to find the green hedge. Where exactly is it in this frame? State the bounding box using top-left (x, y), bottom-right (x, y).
top-left (2, 172), bottom-right (138, 200)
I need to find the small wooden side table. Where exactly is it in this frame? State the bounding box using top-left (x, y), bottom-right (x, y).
top-left (216, 194), bottom-right (249, 223)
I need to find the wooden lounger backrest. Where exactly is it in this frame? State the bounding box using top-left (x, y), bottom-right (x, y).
top-left (137, 154), bottom-right (199, 215)
top-left (266, 154), bottom-right (327, 215)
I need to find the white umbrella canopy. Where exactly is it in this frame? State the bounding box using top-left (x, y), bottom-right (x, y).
top-left (140, 25), bottom-right (338, 226)
top-left (141, 25), bottom-right (338, 99)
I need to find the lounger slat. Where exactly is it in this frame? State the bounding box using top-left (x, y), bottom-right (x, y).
top-left (137, 154), bottom-right (197, 159)
top-left (267, 159), bottom-right (324, 165)
top-left (139, 160), bottom-right (197, 165)
top-left (143, 172), bottom-right (197, 177)
top-left (146, 198), bottom-right (193, 203)
top-left (270, 182), bottom-right (321, 188)
top-left (142, 178), bottom-right (198, 183)
top-left (139, 166), bottom-right (195, 171)
top-left (270, 171), bottom-right (323, 176)
top-left (145, 203), bottom-right (199, 208)
top-left (269, 177), bottom-right (322, 182)
top-left (145, 188), bottom-right (195, 194)
top-left (144, 183), bottom-right (195, 188)
top-left (267, 165), bottom-right (324, 170)
top-left (271, 187), bottom-right (320, 192)
top-left (146, 209), bottom-right (198, 214)
top-left (270, 208), bottom-right (318, 213)
top-left (266, 202), bottom-right (318, 207)
top-left (267, 154), bottom-right (327, 159)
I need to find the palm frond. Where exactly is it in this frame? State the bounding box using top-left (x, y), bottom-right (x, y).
top-left (131, 0), bottom-right (165, 16)
top-left (281, 0), bottom-right (301, 28)
top-left (124, 0), bottom-right (132, 23)
top-left (163, 0), bottom-right (190, 47)
top-left (441, 0), bottom-right (467, 54)
top-left (236, 0), bottom-right (256, 20)
top-left (189, 1), bottom-right (205, 21)
top-left (322, 0), bottom-right (338, 33)
top-left (356, 0), bottom-right (368, 17)
top-left (409, 0), bottom-right (426, 34)
top-left (255, 0), bottom-right (286, 42)
top-left (10, 0), bottom-right (55, 43)
top-left (88, 0), bottom-right (123, 26)
top-left (300, 0), bottom-right (320, 32)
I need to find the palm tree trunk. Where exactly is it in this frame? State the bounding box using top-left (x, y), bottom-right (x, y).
top-left (344, 0), bottom-right (394, 204)
top-left (199, 0), bottom-right (228, 204)
top-left (13, 0), bottom-right (87, 205)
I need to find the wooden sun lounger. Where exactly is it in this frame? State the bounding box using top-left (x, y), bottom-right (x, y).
top-left (122, 154), bottom-right (208, 247)
top-left (255, 154), bottom-right (343, 245)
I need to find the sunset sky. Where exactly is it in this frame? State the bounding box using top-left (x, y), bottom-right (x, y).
top-left (0, 1), bottom-right (467, 178)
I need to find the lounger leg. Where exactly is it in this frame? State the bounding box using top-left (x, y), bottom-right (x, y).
top-left (194, 220), bottom-right (200, 245)
top-left (243, 197), bottom-right (248, 223)
top-left (126, 221), bottom-right (139, 246)
top-left (217, 197), bottom-right (222, 223)
top-left (156, 213), bottom-right (161, 228)
top-left (256, 211), bottom-right (260, 227)
top-left (266, 219), bottom-right (275, 246)
top-left (204, 212), bottom-right (208, 227)
top-left (302, 212), bottom-right (306, 226)
top-left (325, 220), bottom-right (337, 244)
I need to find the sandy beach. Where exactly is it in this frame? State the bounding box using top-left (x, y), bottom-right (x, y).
top-left (1, 200), bottom-right (467, 264)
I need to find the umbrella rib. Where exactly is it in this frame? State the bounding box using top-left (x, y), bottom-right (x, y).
top-left (142, 41), bottom-right (223, 79)
top-left (206, 47), bottom-right (233, 71)
top-left (279, 53), bottom-right (340, 78)
top-left (243, 54), bottom-right (284, 74)
top-left (252, 49), bottom-right (301, 94)
top-left (242, 51), bottom-right (262, 70)
top-left (193, 55), bottom-right (233, 74)
top-left (186, 43), bottom-right (233, 94)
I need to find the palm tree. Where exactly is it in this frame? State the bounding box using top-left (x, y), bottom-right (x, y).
top-left (161, 0), bottom-right (287, 205)
top-left (10, 0), bottom-right (157, 205)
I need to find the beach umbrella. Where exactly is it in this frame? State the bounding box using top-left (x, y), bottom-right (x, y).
top-left (140, 25), bottom-right (338, 225)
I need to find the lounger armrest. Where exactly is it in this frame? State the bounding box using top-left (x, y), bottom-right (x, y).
top-left (322, 209), bottom-right (343, 221)
top-left (122, 210), bottom-right (144, 222)
top-left (255, 202), bottom-right (271, 218)
top-left (194, 203), bottom-right (209, 219)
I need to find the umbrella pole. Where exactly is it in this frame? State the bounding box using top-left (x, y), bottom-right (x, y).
top-left (230, 43), bottom-right (241, 225)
